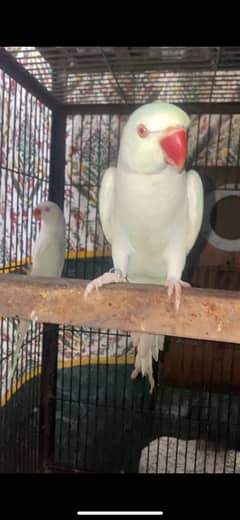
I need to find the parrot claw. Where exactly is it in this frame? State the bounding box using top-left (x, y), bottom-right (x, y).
top-left (84, 269), bottom-right (127, 299)
top-left (167, 278), bottom-right (191, 313)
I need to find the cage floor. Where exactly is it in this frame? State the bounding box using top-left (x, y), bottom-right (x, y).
top-left (54, 365), bottom-right (240, 473)
top-left (1, 365), bottom-right (240, 473)
top-left (139, 437), bottom-right (240, 473)
top-left (0, 378), bottom-right (40, 472)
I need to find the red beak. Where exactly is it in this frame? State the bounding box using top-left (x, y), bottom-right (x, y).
top-left (33, 207), bottom-right (41, 220)
top-left (160, 128), bottom-right (187, 172)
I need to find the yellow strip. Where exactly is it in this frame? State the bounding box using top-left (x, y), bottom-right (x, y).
top-left (65, 249), bottom-right (111, 260)
top-left (57, 354), bottom-right (134, 369)
top-left (1, 366), bottom-right (42, 407)
top-left (0, 257), bottom-right (32, 273)
top-left (0, 353), bottom-right (134, 407)
top-left (0, 249), bottom-right (112, 274)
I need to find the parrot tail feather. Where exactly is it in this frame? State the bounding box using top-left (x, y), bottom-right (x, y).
top-left (130, 333), bottom-right (165, 394)
top-left (7, 320), bottom-right (30, 394)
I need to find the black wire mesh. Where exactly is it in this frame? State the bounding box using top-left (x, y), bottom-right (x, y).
top-left (0, 66), bottom-right (52, 472)
top-left (139, 266), bottom-right (240, 474)
top-left (1, 50), bottom-right (240, 473)
top-left (3, 47), bottom-right (240, 104)
top-left (53, 112), bottom-right (135, 471)
top-left (47, 109), bottom-right (240, 473)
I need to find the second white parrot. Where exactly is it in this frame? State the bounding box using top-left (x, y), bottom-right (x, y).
top-left (6, 200), bottom-right (65, 394)
top-left (85, 101), bottom-right (204, 393)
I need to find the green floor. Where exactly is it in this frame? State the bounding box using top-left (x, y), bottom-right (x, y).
top-left (2, 364), bottom-right (240, 473)
top-left (54, 364), bottom-right (240, 472)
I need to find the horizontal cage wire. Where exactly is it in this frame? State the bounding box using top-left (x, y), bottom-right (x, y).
top-left (2, 47), bottom-right (240, 104)
top-left (1, 47), bottom-right (240, 474)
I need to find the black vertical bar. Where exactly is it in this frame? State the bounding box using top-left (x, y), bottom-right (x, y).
top-left (49, 107), bottom-right (66, 209)
top-left (38, 103), bottom-right (66, 471)
top-left (83, 114), bottom-right (92, 279)
top-left (75, 328), bottom-right (83, 467)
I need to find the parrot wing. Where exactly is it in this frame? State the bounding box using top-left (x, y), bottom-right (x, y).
top-left (99, 167), bottom-right (116, 245)
top-left (31, 238), bottom-right (65, 278)
top-left (5, 230), bottom-right (65, 396)
top-left (6, 319), bottom-right (30, 395)
top-left (186, 169), bottom-right (204, 253)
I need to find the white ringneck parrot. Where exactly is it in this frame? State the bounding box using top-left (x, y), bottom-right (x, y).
top-left (85, 101), bottom-right (204, 393)
top-left (7, 200), bottom-right (65, 393)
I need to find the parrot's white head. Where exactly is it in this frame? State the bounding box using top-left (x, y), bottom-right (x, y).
top-left (118, 101), bottom-right (190, 175)
top-left (33, 201), bottom-right (65, 230)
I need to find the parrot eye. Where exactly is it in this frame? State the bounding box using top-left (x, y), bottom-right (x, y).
top-left (137, 124), bottom-right (149, 138)
top-left (44, 207), bottom-right (51, 212)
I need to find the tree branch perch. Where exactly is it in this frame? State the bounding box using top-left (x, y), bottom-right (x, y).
top-left (0, 274), bottom-right (240, 344)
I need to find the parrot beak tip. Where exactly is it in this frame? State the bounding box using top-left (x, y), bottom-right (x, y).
top-left (160, 128), bottom-right (187, 172)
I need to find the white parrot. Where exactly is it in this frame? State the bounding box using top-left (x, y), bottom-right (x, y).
top-left (6, 200), bottom-right (65, 395)
top-left (84, 101), bottom-right (204, 393)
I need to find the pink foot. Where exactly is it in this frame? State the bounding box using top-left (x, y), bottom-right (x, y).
top-left (167, 278), bottom-right (191, 313)
top-left (84, 269), bottom-right (126, 299)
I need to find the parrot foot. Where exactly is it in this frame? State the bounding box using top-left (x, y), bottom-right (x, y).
top-left (167, 278), bottom-right (191, 313)
top-left (84, 268), bottom-right (127, 299)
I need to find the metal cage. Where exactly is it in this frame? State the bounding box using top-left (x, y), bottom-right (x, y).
top-left (1, 47), bottom-right (240, 473)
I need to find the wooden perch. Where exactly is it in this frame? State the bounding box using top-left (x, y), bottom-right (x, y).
top-left (0, 274), bottom-right (240, 344)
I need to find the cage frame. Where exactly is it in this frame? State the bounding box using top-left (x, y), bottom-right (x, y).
top-left (2, 46), bottom-right (240, 473)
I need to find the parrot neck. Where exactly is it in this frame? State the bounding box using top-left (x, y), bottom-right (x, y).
top-left (115, 166), bottom-right (187, 211)
top-left (117, 159), bottom-right (183, 178)
top-left (40, 218), bottom-right (65, 239)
